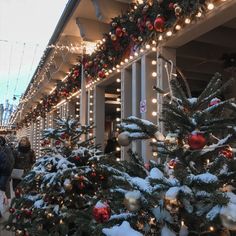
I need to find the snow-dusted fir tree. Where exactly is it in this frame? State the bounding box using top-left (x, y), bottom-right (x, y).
top-left (5, 118), bottom-right (109, 236)
top-left (111, 73), bottom-right (236, 235)
top-left (5, 118), bottom-right (163, 236)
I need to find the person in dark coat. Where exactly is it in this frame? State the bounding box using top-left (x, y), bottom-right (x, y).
top-left (13, 137), bottom-right (36, 190)
top-left (0, 136), bottom-right (14, 216)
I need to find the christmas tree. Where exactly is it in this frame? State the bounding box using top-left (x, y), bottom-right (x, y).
top-left (5, 118), bottom-right (161, 236)
top-left (111, 72), bottom-right (236, 235)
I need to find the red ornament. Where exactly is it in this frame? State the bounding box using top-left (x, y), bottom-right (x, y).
top-left (219, 147), bottom-right (234, 159)
top-left (100, 175), bottom-right (105, 181)
top-left (154, 16), bottom-right (165, 32)
top-left (168, 2), bottom-right (174, 10)
top-left (60, 133), bottom-right (68, 139)
top-left (74, 156), bottom-right (81, 161)
top-left (73, 70), bottom-right (79, 77)
top-left (55, 140), bottom-right (61, 146)
top-left (115, 27), bottom-right (123, 37)
top-left (92, 201), bottom-right (111, 223)
top-left (9, 208), bottom-right (15, 213)
top-left (98, 70), bottom-right (106, 79)
top-left (146, 21), bottom-right (153, 31)
top-left (79, 182), bottom-right (85, 190)
top-left (209, 98), bottom-right (221, 107)
top-left (24, 209), bottom-right (32, 216)
top-left (188, 132), bottom-right (207, 150)
top-left (168, 159), bottom-right (177, 169)
top-left (144, 163), bottom-right (150, 170)
top-left (15, 188), bottom-right (21, 198)
top-left (91, 172), bottom-right (97, 177)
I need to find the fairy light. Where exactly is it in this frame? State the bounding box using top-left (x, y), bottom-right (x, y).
top-left (166, 31), bottom-right (172, 37)
top-left (175, 24), bottom-right (181, 30)
top-left (152, 72), bottom-right (157, 77)
top-left (152, 60), bottom-right (157, 65)
top-left (124, 58), bottom-right (129, 63)
top-left (116, 78), bottom-right (121, 83)
top-left (134, 52), bottom-right (138, 57)
top-left (152, 98), bottom-right (157, 103)
top-left (116, 108), bottom-right (121, 111)
top-left (153, 152), bottom-right (158, 157)
top-left (140, 48), bottom-right (144, 53)
top-left (152, 111), bottom-right (157, 116)
top-left (196, 11), bottom-right (202, 17)
top-left (116, 147), bottom-right (121, 151)
top-left (207, 2), bottom-right (215, 10)
top-left (158, 35), bottom-right (163, 41)
top-left (185, 18), bottom-right (191, 24)
top-left (145, 44), bottom-right (151, 49)
top-left (209, 226), bottom-right (214, 232)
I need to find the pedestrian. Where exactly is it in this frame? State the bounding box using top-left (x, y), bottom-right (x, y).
top-left (0, 136), bottom-right (14, 217)
top-left (12, 137), bottom-right (36, 190)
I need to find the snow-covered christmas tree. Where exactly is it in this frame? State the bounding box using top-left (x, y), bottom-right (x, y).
top-left (113, 72), bottom-right (236, 235)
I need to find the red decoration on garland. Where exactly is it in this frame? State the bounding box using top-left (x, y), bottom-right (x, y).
top-left (60, 133), bottom-right (68, 140)
top-left (98, 70), bottom-right (106, 79)
top-left (168, 3), bottom-right (175, 10)
top-left (91, 172), bottom-right (97, 177)
top-left (168, 159), bottom-right (177, 169)
top-left (15, 188), bottom-right (21, 198)
top-left (9, 208), bottom-right (15, 213)
top-left (144, 163), bottom-right (150, 170)
top-left (209, 98), bottom-right (221, 107)
top-left (73, 69), bottom-right (79, 77)
top-left (154, 16), bottom-right (165, 32)
top-left (24, 209), bottom-right (32, 216)
top-left (115, 27), bottom-right (123, 37)
top-left (92, 201), bottom-right (111, 223)
top-left (55, 140), bottom-right (61, 146)
top-left (74, 156), bottom-right (81, 161)
top-left (188, 132), bottom-right (207, 150)
top-left (146, 21), bottom-right (153, 31)
top-left (219, 147), bottom-right (234, 159)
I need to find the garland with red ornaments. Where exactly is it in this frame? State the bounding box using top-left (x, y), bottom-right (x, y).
top-left (18, 0), bottom-right (225, 128)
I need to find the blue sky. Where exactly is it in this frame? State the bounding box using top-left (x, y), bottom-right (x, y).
top-left (0, 0), bottom-right (68, 112)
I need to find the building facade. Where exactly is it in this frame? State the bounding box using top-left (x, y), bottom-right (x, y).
top-left (11, 0), bottom-right (236, 160)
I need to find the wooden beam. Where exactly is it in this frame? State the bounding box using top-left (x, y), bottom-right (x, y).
top-left (195, 26), bottom-right (236, 49)
top-left (76, 17), bottom-right (109, 41)
top-left (164, 0), bottom-right (236, 48)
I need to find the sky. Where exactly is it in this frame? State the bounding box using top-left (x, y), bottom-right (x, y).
top-left (0, 0), bottom-right (68, 123)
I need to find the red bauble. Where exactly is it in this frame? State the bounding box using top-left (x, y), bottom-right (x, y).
top-left (219, 147), bottom-right (234, 159)
top-left (74, 156), bottom-right (81, 161)
top-left (9, 208), bottom-right (15, 213)
top-left (92, 201), bottom-right (111, 223)
top-left (115, 27), bottom-right (123, 37)
top-left (146, 21), bottom-right (153, 31)
top-left (168, 2), bottom-right (174, 10)
top-left (168, 159), bottom-right (177, 169)
top-left (188, 132), bottom-right (207, 150)
top-left (209, 98), bottom-right (221, 107)
top-left (60, 133), bottom-right (68, 140)
top-left (91, 172), bottom-right (97, 177)
top-left (73, 70), bottom-right (79, 77)
top-left (154, 16), bottom-right (165, 32)
top-left (24, 209), bottom-right (32, 216)
top-left (15, 188), bottom-right (21, 198)
top-left (55, 140), bottom-right (61, 146)
top-left (79, 182), bottom-right (85, 190)
top-left (144, 163), bottom-right (150, 170)
top-left (98, 70), bottom-right (106, 79)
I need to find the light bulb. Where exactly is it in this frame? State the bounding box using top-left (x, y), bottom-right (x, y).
top-left (152, 98), bottom-right (157, 103)
top-left (116, 78), bottom-right (121, 83)
top-left (185, 18), bottom-right (191, 24)
top-left (152, 72), bottom-right (157, 77)
top-left (207, 3), bottom-right (214, 10)
top-left (153, 152), bottom-right (158, 157)
top-left (166, 31), bottom-right (172, 36)
top-left (175, 25), bottom-right (181, 30)
top-left (145, 44), bottom-right (151, 49)
top-left (152, 60), bottom-right (157, 65)
top-left (158, 35), bottom-right (163, 41)
top-left (152, 111), bottom-right (157, 116)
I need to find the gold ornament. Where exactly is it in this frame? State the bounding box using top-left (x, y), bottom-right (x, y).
top-left (63, 179), bottom-right (73, 191)
top-left (154, 131), bottom-right (165, 141)
top-left (15, 230), bottom-right (24, 236)
top-left (111, 34), bottom-right (117, 41)
top-left (124, 190), bottom-right (141, 212)
top-left (117, 131), bottom-right (130, 146)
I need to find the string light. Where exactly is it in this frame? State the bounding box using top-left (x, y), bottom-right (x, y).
top-left (152, 98), bottom-right (157, 103)
top-left (207, 2), bottom-right (215, 10)
top-left (152, 72), bottom-right (157, 77)
top-left (166, 31), bottom-right (172, 37)
top-left (185, 18), bottom-right (191, 24)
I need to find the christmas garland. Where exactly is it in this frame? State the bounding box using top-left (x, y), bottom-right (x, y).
top-left (18, 0), bottom-right (224, 127)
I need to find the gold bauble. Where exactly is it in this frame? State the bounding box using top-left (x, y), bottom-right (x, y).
top-left (124, 191), bottom-right (141, 212)
top-left (117, 131), bottom-right (130, 146)
top-left (111, 34), bottom-right (117, 41)
top-left (63, 179), bottom-right (73, 191)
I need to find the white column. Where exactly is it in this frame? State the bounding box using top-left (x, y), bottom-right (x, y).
top-left (94, 86), bottom-right (105, 150)
top-left (80, 65), bottom-right (87, 126)
top-left (156, 47), bottom-right (176, 134)
top-left (121, 68), bottom-right (132, 160)
top-left (131, 61), bottom-right (141, 155)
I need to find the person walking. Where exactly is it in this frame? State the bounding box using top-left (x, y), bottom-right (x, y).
top-left (0, 136), bottom-right (14, 217)
top-left (12, 137), bottom-right (36, 190)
